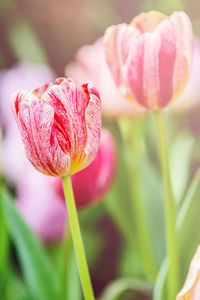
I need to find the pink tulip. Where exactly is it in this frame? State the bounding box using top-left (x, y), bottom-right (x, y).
top-left (55, 129), bottom-right (117, 209)
top-left (11, 77), bottom-right (101, 177)
top-left (65, 38), bottom-right (146, 118)
top-left (177, 245), bottom-right (200, 299)
top-left (16, 171), bottom-right (67, 243)
top-left (104, 11), bottom-right (193, 110)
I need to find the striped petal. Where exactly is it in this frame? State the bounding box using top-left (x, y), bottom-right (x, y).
top-left (17, 97), bottom-right (70, 176)
top-left (169, 11), bottom-right (193, 98)
top-left (125, 29), bottom-right (176, 109)
top-left (81, 81), bottom-right (101, 171)
top-left (104, 24), bottom-right (140, 88)
top-left (41, 78), bottom-right (89, 167)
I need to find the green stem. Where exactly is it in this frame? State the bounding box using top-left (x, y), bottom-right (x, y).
top-left (118, 120), bottom-right (157, 281)
top-left (153, 110), bottom-right (179, 299)
top-left (104, 192), bottom-right (136, 250)
top-left (62, 176), bottom-right (95, 300)
top-left (60, 225), bottom-right (72, 300)
top-left (128, 161), bottom-right (157, 281)
top-left (177, 168), bottom-right (200, 233)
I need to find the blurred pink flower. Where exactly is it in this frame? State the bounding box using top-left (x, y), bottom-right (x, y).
top-left (0, 62), bottom-right (56, 132)
top-left (177, 245), bottom-right (200, 300)
top-left (104, 11), bottom-right (193, 110)
top-left (65, 38), bottom-right (146, 118)
top-left (169, 39), bottom-right (200, 113)
top-left (16, 171), bottom-right (67, 243)
top-left (55, 129), bottom-right (117, 209)
top-left (11, 78), bottom-right (101, 177)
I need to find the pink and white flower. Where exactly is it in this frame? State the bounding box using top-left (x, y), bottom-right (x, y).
top-left (104, 11), bottom-right (193, 110)
top-left (11, 77), bottom-right (101, 177)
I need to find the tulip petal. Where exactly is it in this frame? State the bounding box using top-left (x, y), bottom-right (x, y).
top-left (125, 24), bottom-right (176, 109)
top-left (155, 17), bottom-right (177, 107)
top-left (17, 98), bottom-right (70, 176)
top-left (131, 11), bottom-right (167, 33)
top-left (169, 11), bottom-right (193, 98)
top-left (104, 24), bottom-right (140, 88)
top-left (41, 78), bottom-right (88, 166)
top-left (177, 245), bottom-right (200, 300)
top-left (11, 90), bottom-right (32, 121)
top-left (82, 81), bottom-right (101, 170)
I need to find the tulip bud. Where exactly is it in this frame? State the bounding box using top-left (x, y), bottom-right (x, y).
top-left (11, 77), bottom-right (101, 177)
top-left (104, 11), bottom-right (193, 110)
top-left (55, 129), bottom-right (117, 209)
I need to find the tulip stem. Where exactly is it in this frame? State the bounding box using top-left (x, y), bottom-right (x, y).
top-left (118, 119), bottom-right (157, 281)
top-left (128, 157), bottom-right (157, 281)
top-left (62, 176), bottom-right (95, 300)
top-left (60, 225), bottom-right (72, 299)
top-left (153, 110), bottom-right (179, 299)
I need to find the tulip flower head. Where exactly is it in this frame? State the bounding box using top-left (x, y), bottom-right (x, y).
top-left (177, 245), bottom-right (200, 300)
top-left (55, 129), bottom-right (117, 209)
top-left (104, 11), bottom-right (193, 110)
top-left (11, 77), bottom-right (101, 177)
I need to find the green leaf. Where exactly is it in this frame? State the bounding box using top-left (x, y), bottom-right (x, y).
top-left (99, 278), bottom-right (152, 300)
top-left (6, 275), bottom-right (31, 300)
top-left (0, 187), bottom-right (60, 300)
top-left (170, 135), bottom-right (195, 205)
top-left (141, 156), bottom-right (165, 265)
top-left (153, 259), bottom-right (168, 300)
top-left (65, 250), bottom-right (82, 300)
top-left (177, 169), bottom-right (200, 281)
top-left (8, 20), bottom-right (48, 64)
top-left (153, 169), bottom-right (200, 298)
top-left (119, 245), bottom-right (145, 279)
